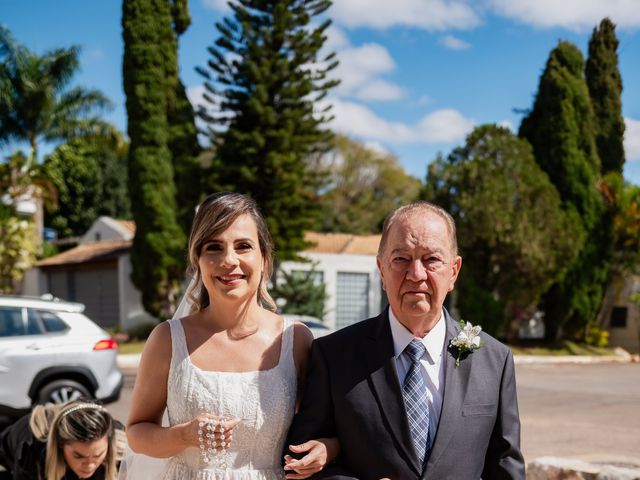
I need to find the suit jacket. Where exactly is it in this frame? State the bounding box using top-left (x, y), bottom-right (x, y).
top-left (286, 308), bottom-right (525, 480)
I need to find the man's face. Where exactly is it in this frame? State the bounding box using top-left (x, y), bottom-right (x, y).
top-left (377, 210), bottom-right (461, 330)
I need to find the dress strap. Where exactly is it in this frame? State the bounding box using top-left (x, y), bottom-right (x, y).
top-left (167, 318), bottom-right (189, 365)
top-left (278, 316), bottom-right (296, 376)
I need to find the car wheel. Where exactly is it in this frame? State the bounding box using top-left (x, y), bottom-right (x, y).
top-left (37, 380), bottom-right (91, 404)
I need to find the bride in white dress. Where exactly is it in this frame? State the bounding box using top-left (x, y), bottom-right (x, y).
top-left (125, 192), bottom-right (338, 479)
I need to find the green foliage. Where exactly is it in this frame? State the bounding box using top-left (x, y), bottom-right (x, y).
top-left (197, 0), bottom-right (339, 260)
top-left (314, 135), bottom-right (421, 233)
top-left (271, 266), bottom-right (328, 319)
top-left (126, 321), bottom-right (157, 341)
top-left (44, 131), bottom-right (131, 238)
top-left (0, 26), bottom-right (111, 165)
top-left (0, 205), bottom-right (38, 293)
top-left (423, 125), bottom-right (580, 340)
top-left (586, 18), bottom-right (625, 175)
top-left (122, 0), bottom-right (188, 318)
top-left (519, 41), bottom-right (601, 228)
top-left (169, 80), bottom-right (203, 234)
top-left (519, 41), bottom-right (608, 340)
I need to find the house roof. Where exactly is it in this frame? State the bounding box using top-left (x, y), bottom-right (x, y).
top-left (117, 220), bottom-right (136, 234)
top-left (304, 232), bottom-right (381, 255)
top-left (36, 231), bottom-right (381, 268)
top-left (36, 239), bottom-right (132, 267)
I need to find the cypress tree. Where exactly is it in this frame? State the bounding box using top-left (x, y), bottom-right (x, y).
top-left (122, 0), bottom-right (185, 318)
top-left (519, 41), bottom-right (606, 340)
top-left (168, 0), bottom-right (203, 233)
top-left (196, 0), bottom-right (339, 260)
top-left (586, 18), bottom-right (625, 175)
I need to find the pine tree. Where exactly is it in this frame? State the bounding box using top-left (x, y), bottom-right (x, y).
top-left (122, 0), bottom-right (186, 318)
top-left (586, 18), bottom-right (625, 175)
top-left (519, 41), bottom-right (607, 340)
top-left (197, 0), bottom-right (339, 261)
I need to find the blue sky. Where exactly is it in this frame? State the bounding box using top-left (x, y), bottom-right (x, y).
top-left (2, 0), bottom-right (639, 184)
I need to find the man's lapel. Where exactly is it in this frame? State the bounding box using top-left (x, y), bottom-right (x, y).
top-left (367, 309), bottom-right (423, 476)
top-left (423, 310), bottom-right (472, 476)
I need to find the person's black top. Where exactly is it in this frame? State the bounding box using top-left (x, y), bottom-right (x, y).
top-left (0, 413), bottom-right (120, 480)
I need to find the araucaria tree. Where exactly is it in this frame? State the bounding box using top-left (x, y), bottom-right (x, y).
top-left (197, 0), bottom-right (339, 260)
top-left (520, 41), bottom-right (607, 340)
top-left (122, 0), bottom-right (195, 318)
top-left (586, 18), bottom-right (625, 175)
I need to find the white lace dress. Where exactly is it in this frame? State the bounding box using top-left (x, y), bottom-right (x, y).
top-left (162, 317), bottom-right (297, 480)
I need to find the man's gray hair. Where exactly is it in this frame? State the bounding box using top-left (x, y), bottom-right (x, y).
top-left (377, 201), bottom-right (458, 257)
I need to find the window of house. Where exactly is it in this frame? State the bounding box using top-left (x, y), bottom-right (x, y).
top-left (610, 306), bottom-right (628, 328)
top-left (336, 272), bottom-right (370, 330)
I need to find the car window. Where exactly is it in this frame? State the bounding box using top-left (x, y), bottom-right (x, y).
top-left (0, 306), bottom-right (25, 337)
top-left (26, 309), bottom-right (44, 335)
top-left (35, 310), bottom-right (69, 333)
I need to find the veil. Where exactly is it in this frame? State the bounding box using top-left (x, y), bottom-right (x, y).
top-left (117, 276), bottom-right (196, 479)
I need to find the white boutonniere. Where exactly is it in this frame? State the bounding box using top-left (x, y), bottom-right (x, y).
top-left (450, 320), bottom-right (484, 367)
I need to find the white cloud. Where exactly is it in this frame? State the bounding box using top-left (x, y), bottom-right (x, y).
top-left (497, 120), bottom-right (514, 132)
top-left (332, 0), bottom-right (480, 30)
top-left (439, 35), bottom-right (471, 50)
top-left (487, 0), bottom-right (640, 31)
top-left (324, 25), bottom-right (350, 52)
top-left (327, 98), bottom-right (474, 144)
top-left (625, 117), bottom-right (640, 162)
top-left (364, 141), bottom-right (391, 156)
top-left (355, 80), bottom-right (406, 101)
top-left (334, 43), bottom-right (405, 101)
top-left (186, 85), bottom-right (208, 110)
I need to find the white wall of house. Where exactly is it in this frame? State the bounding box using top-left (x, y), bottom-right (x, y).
top-left (280, 252), bottom-right (382, 330)
top-left (606, 275), bottom-right (640, 353)
top-left (81, 217), bottom-right (133, 244)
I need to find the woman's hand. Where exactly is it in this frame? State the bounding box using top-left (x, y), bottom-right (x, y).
top-left (283, 437), bottom-right (340, 479)
top-left (181, 415), bottom-right (240, 450)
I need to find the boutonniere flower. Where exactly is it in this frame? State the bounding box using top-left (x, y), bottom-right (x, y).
top-left (450, 320), bottom-right (484, 367)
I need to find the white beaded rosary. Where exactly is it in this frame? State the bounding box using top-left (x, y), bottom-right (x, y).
top-left (198, 418), bottom-right (229, 468)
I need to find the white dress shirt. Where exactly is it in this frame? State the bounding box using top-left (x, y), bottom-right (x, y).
top-left (389, 308), bottom-right (447, 443)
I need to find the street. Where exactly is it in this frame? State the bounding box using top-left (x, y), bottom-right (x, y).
top-left (110, 362), bottom-right (640, 467)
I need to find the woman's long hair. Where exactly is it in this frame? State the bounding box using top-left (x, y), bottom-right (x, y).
top-left (30, 400), bottom-right (124, 480)
top-left (185, 192), bottom-right (277, 313)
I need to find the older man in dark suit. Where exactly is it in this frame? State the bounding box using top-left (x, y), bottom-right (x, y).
top-left (285, 201), bottom-right (525, 479)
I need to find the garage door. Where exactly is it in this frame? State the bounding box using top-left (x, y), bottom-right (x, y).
top-left (47, 264), bottom-right (119, 329)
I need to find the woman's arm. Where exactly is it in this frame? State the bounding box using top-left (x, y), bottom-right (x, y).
top-left (125, 322), bottom-right (223, 458)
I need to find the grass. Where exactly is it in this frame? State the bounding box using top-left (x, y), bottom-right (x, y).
top-left (116, 339), bottom-right (619, 357)
top-left (118, 341), bottom-right (145, 355)
top-left (508, 340), bottom-right (618, 356)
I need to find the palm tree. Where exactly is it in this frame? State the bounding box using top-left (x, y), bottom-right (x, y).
top-left (0, 26), bottom-right (112, 167)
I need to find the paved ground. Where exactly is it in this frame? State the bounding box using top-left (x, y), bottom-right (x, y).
top-left (516, 362), bottom-right (640, 467)
top-left (111, 362), bottom-right (640, 467)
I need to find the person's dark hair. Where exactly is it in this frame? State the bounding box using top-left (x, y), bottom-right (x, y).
top-left (378, 201), bottom-right (458, 258)
top-left (185, 192), bottom-right (276, 312)
top-left (29, 400), bottom-right (121, 480)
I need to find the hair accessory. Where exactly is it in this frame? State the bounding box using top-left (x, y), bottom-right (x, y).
top-left (60, 403), bottom-right (105, 418)
top-left (198, 418), bottom-right (229, 468)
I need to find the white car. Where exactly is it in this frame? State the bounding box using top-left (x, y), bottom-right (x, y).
top-left (0, 295), bottom-right (123, 420)
top-left (282, 314), bottom-right (334, 338)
